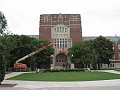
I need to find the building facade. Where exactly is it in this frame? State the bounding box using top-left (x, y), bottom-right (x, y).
top-left (29, 35), bottom-right (120, 69)
top-left (39, 14), bottom-right (82, 69)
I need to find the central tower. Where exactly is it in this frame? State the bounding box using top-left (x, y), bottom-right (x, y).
top-left (39, 13), bottom-right (82, 69)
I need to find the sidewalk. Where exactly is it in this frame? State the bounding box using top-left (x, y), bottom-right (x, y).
top-left (4, 72), bottom-right (29, 79)
top-left (2, 70), bottom-right (120, 89)
top-left (96, 70), bottom-right (120, 74)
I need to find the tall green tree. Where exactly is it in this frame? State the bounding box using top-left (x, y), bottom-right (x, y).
top-left (0, 11), bottom-right (8, 84)
top-left (68, 42), bottom-right (83, 64)
top-left (68, 40), bottom-right (98, 69)
top-left (93, 36), bottom-right (114, 68)
top-left (0, 12), bottom-right (7, 34)
top-left (10, 35), bottom-right (39, 66)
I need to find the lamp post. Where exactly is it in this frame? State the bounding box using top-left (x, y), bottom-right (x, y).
top-left (71, 54), bottom-right (74, 60)
top-left (50, 55), bottom-right (54, 70)
top-left (70, 54), bottom-right (74, 69)
top-left (50, 55), bottom-right (53, 64)
top-left (0, 21), bottom-right (2, 29)
top-left (71, 54), bottom-right (74, 62)
top-left (71, 54), bottom-right (74, 58)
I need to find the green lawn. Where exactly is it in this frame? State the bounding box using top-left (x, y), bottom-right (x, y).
top-left (8, 72), bottom-right (120, 81)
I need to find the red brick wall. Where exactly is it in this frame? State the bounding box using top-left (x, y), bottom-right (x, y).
top-left (39, 14), bottom-right (82, 44)
top-left (114, 43), bottom-right (120, 61)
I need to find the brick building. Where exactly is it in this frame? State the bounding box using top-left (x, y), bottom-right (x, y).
top-left (39, 13), bottom-right (82, 69)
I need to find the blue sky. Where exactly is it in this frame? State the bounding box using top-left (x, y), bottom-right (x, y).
top-left (0, 0), bottom-right (120, 36)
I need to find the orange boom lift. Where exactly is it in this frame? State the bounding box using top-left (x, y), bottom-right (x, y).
top-left (14, 43), bottom-right (54, 71)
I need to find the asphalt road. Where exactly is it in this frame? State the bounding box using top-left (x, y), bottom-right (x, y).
top-left (1, 86), bottom-right (120, 90)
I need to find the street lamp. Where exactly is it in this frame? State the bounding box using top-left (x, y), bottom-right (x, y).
top-left (0, 21), bottom-right (2, 29)
top-left (71, 54), bottom-right (74, 57)
top-left (71, 54), bottom-right (74, 63)
top-left (50, 55), bottom-right (53, 64)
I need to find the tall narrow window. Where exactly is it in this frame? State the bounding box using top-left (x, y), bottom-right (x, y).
top-left (64, 28), bottom-right (67, 32)
top-left (119, 53), bottom-right (120, 60)
top-left (44, 16), bottom-right (48, 22)
top-left (118, 44), bottom-right (120, 49)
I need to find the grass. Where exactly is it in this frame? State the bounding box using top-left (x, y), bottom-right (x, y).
top-left (8, 72), bottom-right (120, 81)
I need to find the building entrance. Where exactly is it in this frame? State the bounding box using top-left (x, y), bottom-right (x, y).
top-left (55, 53), bottom-right (68, 66)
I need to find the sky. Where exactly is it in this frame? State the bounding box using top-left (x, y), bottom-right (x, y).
top-left (0, 0), bottom-right (120, 36)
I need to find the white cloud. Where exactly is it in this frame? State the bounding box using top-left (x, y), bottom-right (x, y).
top-left (0, 0), bottom-right (120, 36)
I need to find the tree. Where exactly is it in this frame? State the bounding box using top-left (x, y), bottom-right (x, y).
top-left (68, 42), bottom-right (83, 64)
top-left (68, 40), bottom-right (96, 68)
top-left (10, 35), bottom-right (39, 67)
top-left (80, 41), bottom-right (93, 66)
top-left (33, 40), bottom-right (54, 69)
top-left (9, 35), bottom-right (54, 70)
top-left (0, 11), bottom-right (8, 84)
top-left (93, 36), bottom-right (114, 69)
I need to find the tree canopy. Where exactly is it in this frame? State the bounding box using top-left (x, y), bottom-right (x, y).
top-left (0, 11), bottom-right (8, 84)
top-left (93, 36), bottom-right (114, 64)
top-left (68, 36), bottom-right (114, 69)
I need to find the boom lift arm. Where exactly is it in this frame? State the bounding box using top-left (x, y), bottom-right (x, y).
top-left (15, 42), bottom-right (54, 64)
top-left (14, 43), bottom-right (54, 70)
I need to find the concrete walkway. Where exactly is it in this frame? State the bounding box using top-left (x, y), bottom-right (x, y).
top-left (4, 72), bottom-right (30, 79)
top-left (1, 70), bottom-right (120, 90)
top-left (96, 70), bottom-right (120, 74)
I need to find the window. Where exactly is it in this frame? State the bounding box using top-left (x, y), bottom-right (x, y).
top-left (60, 39), bottom-right (62, 43)
top-left (65, 44), bottom-right (67, 47)
top-left (55, 39), bottom-right (56, 43)
top-left (62, 39), bottom-right (64, 43)
top-left (118, 44), bottom-right (120, 49)
top-left (119, 53), bottom-right (120, 59)
top-left (65, 39), bottom-right (67, 43)
top-left (63, 44), bottom-right (64, 47)
top-left (70, 15), bottom-right (74, 18)
top-left (54, 28), bottom-right (56, 32)
top-left (62, 27), bottom-right (64, 32)
top-left (57, 27), bottom-right (59, 32)
top-left (54, 15), bottom-right (56, 18)
top-left (110, 64), bottom-right (114, 67)
top-left (44, 16), bottom-right (48, 22)
top-left (54, 44), bottom-right (56, 46)
top-left (57, 39), bottom-right (59, 43)
top-left (60, 26), bottom-right (61, 30)
top-left (57, 44), bottom-right (59, 47)
top-left (60, 44), bottom-right (62, 48)
top-left (52, 24), bottom-right (70, 48)
top-left (64, 15), bottom-right (67, 18)
top-left (53, 38), bottom-right (69, 48)
top-left (64, 28), bottom-right (67, 32)
top-left (59, 13), bottom-right (62, 18)
top-left (54, 25), bottom-right (68, 33)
